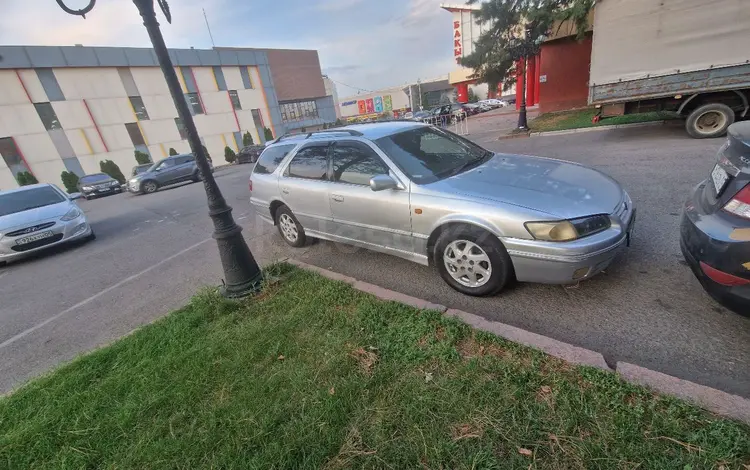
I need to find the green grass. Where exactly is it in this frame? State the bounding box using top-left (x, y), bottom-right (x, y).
top-left (529, 108), bottom-right (681, 133)
top-left (1, 265), bottom-right (748, 469)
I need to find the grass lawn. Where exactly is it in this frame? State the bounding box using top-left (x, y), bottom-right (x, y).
top-left (1, 265), bottom-right (748, 469)
top-left (529, 108), bottom-right (681, 133)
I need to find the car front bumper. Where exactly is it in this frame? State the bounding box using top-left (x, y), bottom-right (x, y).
top-left (680, 181), bottom-right (750, 315)
top-left (0, 213), bottom-right (92, 263)
top-left (502, 199), bottom-right (636, 285)
top-left (82, 186), bottom-right (121, 198)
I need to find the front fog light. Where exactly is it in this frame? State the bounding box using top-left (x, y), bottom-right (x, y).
top-left (572, 267), bottom-right (590, 280)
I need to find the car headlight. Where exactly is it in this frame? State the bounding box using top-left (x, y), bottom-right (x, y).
top-left (61, 207), bottom-right (82, 221)
top-left (525, 215), bottom-right (611, 242)
top-left (82, 186), bottom-right (93, 191)
top-left (111, 181), bottom-right (120, 186)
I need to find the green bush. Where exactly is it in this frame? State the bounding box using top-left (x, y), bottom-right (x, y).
top-left (60, 171), bottom-right (80, 194)
top-left (169, 147), bottom-right (178, 156)
top-left (334, 118), bottom-right (343, 126)
top-left (99, 160), bottom-right (126, 184)
top-left (242, 131), bottom-right (254, 147)
top-left (15, 171), bottom-right (38, 186)
top-left (224, 146), bottom-right (237, 164)
top-left (263, 127), bottom-right (274, 142)
top-left (134, 150), bottom-right (151, 165)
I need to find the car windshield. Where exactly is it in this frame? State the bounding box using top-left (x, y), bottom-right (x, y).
top-left (149, 159), bottom-right (174, 172)
top-left (79, 174), bottom-right (111, 184)
top-left (375, 126), bottom-right (493, 185)
top-left (0, 186), bottom-right (66, 217)
top-left (133, 165), bottom-right (150, 176)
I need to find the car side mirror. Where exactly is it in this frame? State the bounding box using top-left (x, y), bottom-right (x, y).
top-left (69, 192), bottom-right (82, 200)
top-left (369, 174), bottom-right (398, 192)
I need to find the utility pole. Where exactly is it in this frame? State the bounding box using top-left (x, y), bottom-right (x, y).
top-left (56, 0), bottom-right (263, 297)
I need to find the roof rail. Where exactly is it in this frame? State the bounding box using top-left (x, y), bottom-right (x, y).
top-left (269, 128), bottom-right (363, 145)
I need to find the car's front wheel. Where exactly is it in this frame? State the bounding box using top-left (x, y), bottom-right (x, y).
top-left (275, 205), bottom-right (307, 248)
top-left (434, 225), bottom-right (513, 296)
top-left (141, 180), bottom-right (158, 194)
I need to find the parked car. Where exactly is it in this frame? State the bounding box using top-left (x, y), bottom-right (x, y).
top-left (77, 173), bottom-right (122, 200)
top-left (131, 164), bottom-right (152, 178)
top-left (0, 184), bottom-right (94, 265)
top-left (237, 145), bottom-right (265, 164)
top-left (680, 121), bottom-right (750, 315)
top-left (478, 99), bottom-right (506, 109)
top-left (410, 110), bottom-right (430, 121)
top-left (249, 123), bottom-right (635, 296)
top-left (128, 154), bottom-right (212, 194)
top-left (463, 103), bottom-right (481, 115)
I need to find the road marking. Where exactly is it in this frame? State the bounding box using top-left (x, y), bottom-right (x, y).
top-left (0, 238), bottom-right (211, 350)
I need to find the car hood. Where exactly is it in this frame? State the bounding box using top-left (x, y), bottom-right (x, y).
top-left (428, 153), bottom-right (624, 219)
top-left (0, 201), bottom-right (72, 233)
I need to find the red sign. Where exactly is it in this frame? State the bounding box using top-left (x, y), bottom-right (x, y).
top-left (357, 100), bottom-right (366, 114)
top-left (365, 98), bottom-right (374, 113)
top-left (453, 19), bottom-right (462, 64)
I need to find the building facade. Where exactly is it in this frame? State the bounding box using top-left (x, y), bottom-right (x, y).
top-left (0, 45), bottom-right (335, 190)
top-left (322, 75), bottom-right (341, 119)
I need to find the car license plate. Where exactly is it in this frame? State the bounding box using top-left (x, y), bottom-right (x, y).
top-left (15, 230), bottom-right (54, 245)
top-left (711, 164), bottom-right (730, 195)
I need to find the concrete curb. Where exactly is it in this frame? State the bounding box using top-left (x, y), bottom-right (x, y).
top-left (286, 259), bottom-right (750, 424)
top-left (616, 362), bottom-right (750, 424)
top-left (528, 120), bottom-right (674, 137)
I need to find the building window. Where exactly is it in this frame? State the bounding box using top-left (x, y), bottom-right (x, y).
top-left (0, 137), bottom-right (29, 176)
top-left (239, 67), bottom-right (254, 89)
top-left (125, 122), bottom-right (146, 146)
top-left (174, 117), bottom-right (188, 140)
top-left (212, 66), bottom-right (227, 91)
top-left (228, 90), bottom-right (242, 110)
top-left (179, 67), bottom-right (197, 93)
top-left (35, 68), bottom-right (65, 101)
top-left (129, 96), bottom-right (150, 121)
top-left (185, 93), bottom-right (204, 115)
top-left (280, 100), bottom-right (318, 123)
top-left (34, 102), bottom-right (62, 130)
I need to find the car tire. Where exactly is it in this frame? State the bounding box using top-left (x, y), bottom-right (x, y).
top-left (191, 172), bottom-right (202, 183)
top-left (141, 180), bottom-right (158, 194)
top-left (274, 205), bottom-right (307, 248)
top-left (85, 229), bottom-right (96, 242)
top-left (433, 225), bottom-right (514, 296)
top-left (685, 103), bottom-right (735, 139)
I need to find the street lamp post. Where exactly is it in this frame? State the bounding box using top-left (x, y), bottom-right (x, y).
top-left (517, 57), bottom-right (528, 130)
top-left (56, 0), bottom-right (263, 297)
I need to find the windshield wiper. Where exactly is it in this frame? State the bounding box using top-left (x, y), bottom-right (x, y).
top-left (447, 152), bottom-right (494, 178)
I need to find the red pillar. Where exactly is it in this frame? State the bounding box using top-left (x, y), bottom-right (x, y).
top-left (526, 55), bottom-right (536, 107)
top-left (456, 82), bottom-right (469, 103)
top-left (515, 59), bottom-right (525, 110)
top-left (533, 53), bottom-right (541, 106)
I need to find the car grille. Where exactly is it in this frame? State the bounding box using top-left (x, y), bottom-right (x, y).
top-left (11, 233), bottom-right (64, 252)
top-left (5, 222), bottom-right (56, 237)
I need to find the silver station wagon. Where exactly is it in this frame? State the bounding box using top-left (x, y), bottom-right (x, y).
top-left (249, 122), bottom-right (635, 296)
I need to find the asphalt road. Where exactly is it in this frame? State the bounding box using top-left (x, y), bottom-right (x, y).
top-left (1, 124), bottom-right (748, 400)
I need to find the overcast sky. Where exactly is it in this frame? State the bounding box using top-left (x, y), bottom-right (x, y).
top-left (0, 0), bottom-right (457, 98)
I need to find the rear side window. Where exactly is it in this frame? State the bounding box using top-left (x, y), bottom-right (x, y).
top-left (287, 146), bottom-right (329, 180)
top-left (254, 144), bottom-right (296, 175)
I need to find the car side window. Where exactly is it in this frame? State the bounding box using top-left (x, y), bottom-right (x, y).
top-left (254, 144), bottom-right (296, 175)
top-left (286, 146), bottom-right (329, 180)
top-left (331, 144), bottom-right (389, 186)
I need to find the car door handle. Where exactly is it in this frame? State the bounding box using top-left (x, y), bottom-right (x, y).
top-left (331, 194), bottom-right (344, 202)
top-left (281, 187), bottom-right (290, 194)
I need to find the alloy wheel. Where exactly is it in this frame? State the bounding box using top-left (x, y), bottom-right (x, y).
top-left (443, 240), bottom-right (492, 288)
top-left (279, 213), bottom-right (298, 243)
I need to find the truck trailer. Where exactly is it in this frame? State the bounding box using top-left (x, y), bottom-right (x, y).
top-left (588, 0), bottom-right (750, 138)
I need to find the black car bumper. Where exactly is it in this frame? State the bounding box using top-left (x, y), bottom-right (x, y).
top-left (82, 187), bottom-right (122, 198)
top-left (680, 182), bottom-right (750, 315)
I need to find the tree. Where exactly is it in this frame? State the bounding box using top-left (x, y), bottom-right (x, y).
top-left (60, 171), bottom-right (80, 193)
top-left (242, 131), bottom-right (254, 147)
top-left (224, 146), bottom-right (237, 164)
top-left (334, 118), bottom-right (343, 126)
top-left (202, 145), bottom-right (212, 162)
top-left (134, 150), bottom-right (151, 165)
top-left (468, 88), bottom-right (479, 103)
top-left (15, 171), bottom-right (38, 186)
top-left (169, 147), bottom-right (178, 156)
top-left (263, 127), bottom-right (274, 142)
top-left (99, 160), bottom-right (126, 184)
top-left (460, 0), bottom-right (593, 129)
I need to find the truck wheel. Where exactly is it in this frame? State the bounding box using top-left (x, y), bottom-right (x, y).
top-left (685, 103), bottom-right (735, 139)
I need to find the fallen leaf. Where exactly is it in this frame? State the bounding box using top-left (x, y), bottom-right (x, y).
top-left (540, 385), bottom-right (551, 394)
top-left (518, 448), bottom-right (533, 456)
top-left (548, 434), bottom-right (558, 442)
top-left (277, 355), bottom-right (285, 360)
top-left (329, 387), bottom-right (335, 395)
top-left (425, 372), bottom-right (434, 383)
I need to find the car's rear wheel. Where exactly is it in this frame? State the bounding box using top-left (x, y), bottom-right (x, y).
top-left (434, 225), bottom-right (513, 296)
top-left (275, 205), bottom-right (307, 248)
top-left (686, 103), bottom-right (735, 138)
top-left (142, 180), bottom-right (158, 194)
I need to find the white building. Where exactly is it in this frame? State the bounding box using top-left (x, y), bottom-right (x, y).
top-left (322, 75), bottom-right (341, 119)
top-left (0, 44), bottom-right (336, 190)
